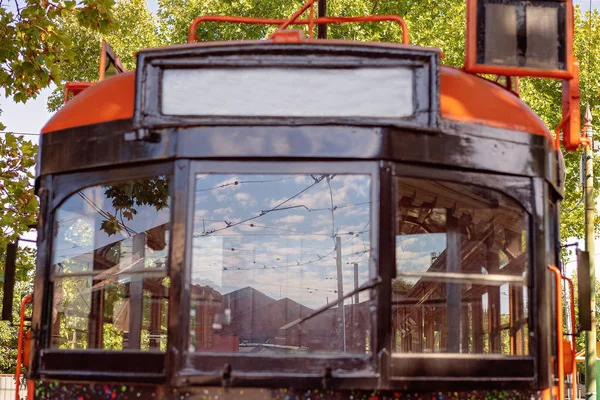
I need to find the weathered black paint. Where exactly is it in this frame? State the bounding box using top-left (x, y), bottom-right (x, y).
top-left (134, 44), bottom-right (439, 130)
top-left (34, 158), bottom-right (549, 391)
top-left (32, 42), bottom-right (563, 397)
top-left (38, 122), bottom-right (560, 195)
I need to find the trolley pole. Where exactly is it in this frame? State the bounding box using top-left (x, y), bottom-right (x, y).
top-left (584, 103), bottom-right (597, 400)
top-left (336, 236), bottom-right (346, 352)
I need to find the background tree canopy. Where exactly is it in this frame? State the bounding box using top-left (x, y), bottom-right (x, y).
top-left (0, 0), bottom-right (115, 374)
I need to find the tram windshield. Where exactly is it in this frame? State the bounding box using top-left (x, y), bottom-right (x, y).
top-left (190, 173), bottom-right (373, 355)
top-left (392, 178), bottom-right (529, 355)
top-left (50, 176), bottom-right (171, 351)
top-left (47, 171), bottom-right (529, 359)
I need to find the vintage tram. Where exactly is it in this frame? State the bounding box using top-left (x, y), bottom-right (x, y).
top-left (7, 0), bottom-right (594, 399)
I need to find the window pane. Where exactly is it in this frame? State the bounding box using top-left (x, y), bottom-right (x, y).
top-left (525, 6), bottom-right (559, 69)
top-left (51, 176), bottom-right (170, 351)
top-left (191, 174), bottom-right (372, 355)
top-left (393, 178), bottom-right (528, 355)
top-left (478, 0), bottom-right (566, 71)
top-left (484, 4), bottom-right (518, 66)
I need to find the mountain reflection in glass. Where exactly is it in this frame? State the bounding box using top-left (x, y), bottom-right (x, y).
top-left (190, 174), bottom-right (372, 354)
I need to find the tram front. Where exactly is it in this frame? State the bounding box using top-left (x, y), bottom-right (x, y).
top-left (21, 2), bottom-right (589, 399)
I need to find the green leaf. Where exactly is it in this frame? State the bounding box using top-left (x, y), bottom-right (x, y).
top-left (100, 216), bottom-right (122, 236)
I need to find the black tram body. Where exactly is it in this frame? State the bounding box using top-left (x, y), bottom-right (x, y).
top-left (22, 41), bottom-right (569, 400)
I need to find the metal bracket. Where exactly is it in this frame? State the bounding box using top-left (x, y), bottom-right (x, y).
top-left (124, 129), bottom-right (161, 143)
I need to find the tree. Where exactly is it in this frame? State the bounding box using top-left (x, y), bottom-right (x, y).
top-left (0, 132), bottom-right (38, 374)
top-left (0, 0), bottom-right (117, 374)
top-left (0, 0), bottom-right (117, 243)
top-left (46, 0), bottom-right (161, 111)
top-left (0, 0), bottom-right (115, 113)
top-left (0, 246), bottom-right (35, 374)
top-left (0, 0), bottom-right (118, 247)
top-left (51, 0), bottom-right (466, 93)
top-left (0, 133), bottom-right (37, 248)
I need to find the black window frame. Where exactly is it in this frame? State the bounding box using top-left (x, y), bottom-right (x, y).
top-left (133, 43), bottom-right (440, 132)
top-left (37, 162), bottom-right (175, 382)
top-left (176, 161), bottom-right (381, 388)
top-left (388, 163), bottom-right (537, 389)
top-left (33, 159), bottom-right (542, 390)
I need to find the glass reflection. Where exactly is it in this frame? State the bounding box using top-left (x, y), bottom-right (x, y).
top-left (393, 178), bottom-right (528, 355)
top-left (190, 174), bottom-right (373, 354)
top-left (51, 176), bottom-right (170, 351)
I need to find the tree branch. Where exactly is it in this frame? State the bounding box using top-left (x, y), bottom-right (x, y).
top-left (370, 0), bottom-right (380, 14)
top-left (14, 0), bottom-right (22, 18)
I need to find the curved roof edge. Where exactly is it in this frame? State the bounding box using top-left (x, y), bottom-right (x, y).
top-left (42, 72), bottom-right (135, 134)
top-left (42, 65), bottom-right (553, 146)
top-left (440, 67), bottom-right (553, 144)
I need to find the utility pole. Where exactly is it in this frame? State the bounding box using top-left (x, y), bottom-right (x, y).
top-left (354, 262), bottom-right (359, 305)
top-left (336, 236), bottom-right (345, 352)
top-left (317, 0), bottom-right (327, 39)
top-left (584, 103), bottom-right (597, 400)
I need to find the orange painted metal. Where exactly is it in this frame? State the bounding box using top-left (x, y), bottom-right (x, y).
top-left (465, 0), bottom-right (574, 80)
top-left (542, 386), bottom-right (561, 400)
top-left (563, 338), bottom-right (574, 375)
top-left (541, 388), bottom-right (551, 400)
top-left (99, 40), bottom-right (126, 81)
top-left (271, 30), bottom-right (306, 43)
top-left (273, 0), bottom-right (318, 34)
top-left (99, 40), bottom-right (109, 80)
top-left (63, 82), bottom-right (93, 104)
top-left (308, 0), bottom-right (315, 39)
top-left (15, 294), bottom-right (33, 400)
top-left (563, 276), bottom-right (577, 400)
top-left (23, 331), bottom-right (31, 368)
top-left (64, 41), bottom-right (126, 104)
top-left (440, 67), bottom-right (553, 143)
top-left (548, 265), bottom-right (565, 400)
top-left (43, 72), bottom-right (135, 134)
top-left (42, 65), bottom-right (554, 143)
top-left (561, 59), bottom-right (590, 151)
top-left (187, 15), bottom-right (410, 44)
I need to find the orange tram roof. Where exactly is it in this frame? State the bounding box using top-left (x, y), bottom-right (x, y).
top-left (42, 65), bottom-right (552, 145)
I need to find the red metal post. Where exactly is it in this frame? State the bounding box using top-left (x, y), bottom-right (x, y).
top-left (548, 266), bottom-right (565, 400)
top-left (188, 15), bottom-right (409, 44)
top-left (15, 294), bottom-right (33, 400)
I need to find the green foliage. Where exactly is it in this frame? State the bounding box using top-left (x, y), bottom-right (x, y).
top-left (0, 133), bottom-right (38, 251)
top-left (0, 0), bottom-right (115, 105)
top-left (0, 246), bottom-right (36, 374)
top-left (47, 0), bottom-right (161, 111)
top-left (0, 131), bottom-right (36, 372)
top-left (0, 0), bottom-right (118, 268)
top-left (1, 0), bottom-right (116, 374)
top-left (50, 0), bottom-right (467, 112)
